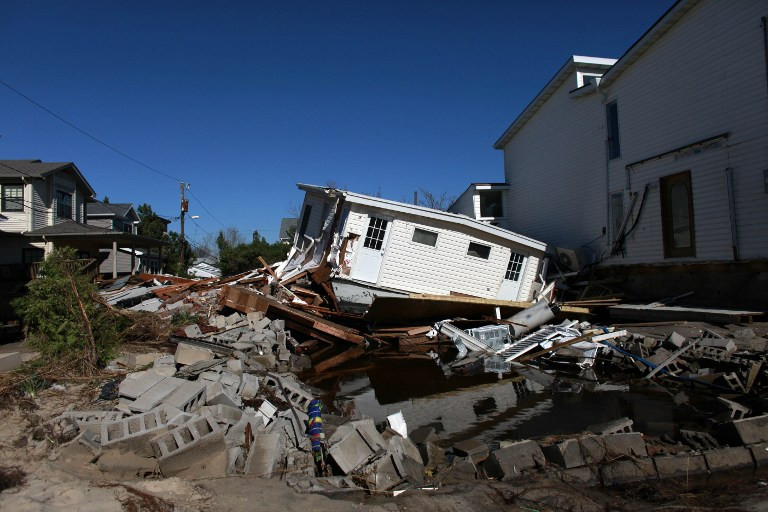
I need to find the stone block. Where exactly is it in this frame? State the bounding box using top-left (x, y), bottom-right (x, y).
top-left (542, 438), bottom-right (586, 468)
top-left (269, 319), bottom-right (286, 332)
top-left (703, 446), bottom-right (754, 471)
top-left (444, 456), bottom-right (477, 481)
top-left (182, 324), bottom-right (203, 338)
top-left (174, 343), bottom-right (215, 365)
top-left (419, 441), bottom-right (446, 470)
top-left (452, 439), bottom-right (489, 464)
top-left (654, 454), bottom-right (708, 479)
top-left (119, 371), bottom-right (165, 399)
top-left (150, 414), bottom-right (227, 477)
top-left (130, 376), bottom-right (186, 413)
top-left (359, 453), bottom-right (404, 491)
top-left (601, 458), bottom-right (658, 486)
top-left (603, 433), bottom-right (648, 458)
top-left (484, 440), bottom-right (545, 480)
top-left (328, 427), bottom-right (377, 474)
top-left (245, 432), bottom-right (285, 478)
top-left (558, 466), bottom-right (599, 486)
top-left (225, 313), bottom-right (243, 326)
top-left (226, 358), bottom-right (243, 374)
top-left (389, 435), bottom-right (423, 466)
top-left (579, 435), bottom-right (608, 465)
top-left (0, 352), bottom-right (24, 372)
top-left (409, 426), bottom-right (439, 446)
top-left (722, 414), bottom-right (768, 445)
top-left (666, 331), bottom-right (687, 348)
top-left (101, 405), bottom-right (182, 457)
top-left (161, 380), bottom-right (206, 413)
top-left (206, 382), bottom-right (241, 408)
top-left (239, 373), bottom-right (259, 399)
top-left (351, 419), bottom-right (387, 451)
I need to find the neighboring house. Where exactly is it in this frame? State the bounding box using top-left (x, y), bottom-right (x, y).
top-left (448, 183), bottom-right (510, 227)
top-left (188, 258), bottom-right (221, 279)
top-left (0, 160), bottom-right (166, 279)
top-left (279, 217), bottom-right (298, 244)
top-left (277, 184), bottom-right (547, 313)
top-left (480, 0), bottom-right (768, 304)
top-left (87, 201), bottom-right (140, 275)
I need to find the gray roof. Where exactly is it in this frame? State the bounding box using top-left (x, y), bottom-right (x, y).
top-left (0, 160), bottom-right (97, 196)
top-left (279, 217), bottom-right (298, 239)
top-left (88, 201), bottom-right (137, 219)
top-left (23, 220), bottom-right (167, 246)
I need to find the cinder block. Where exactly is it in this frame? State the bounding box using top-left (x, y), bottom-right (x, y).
top-left (484, 440), bottom-right (545, 480)
top-left (351, 419), bottom-right (388, 451)
top-left (245, 432), bottom-right (285, 478)
top-left (359, 453), bottom-right (404, 491)
top-left (239, 373), bottom-right (259, 399)
top-left (452, 439), bottom-right (489, 464)
top-left (101, 405), bottom-right (182, 456)
top-left (603, 433), bottom-right (648, 458)
top-left (225, 313), bottom-right (243, 326)
top-left (204, 403), bottom-right (245, 425)
top-left (601, 458), bottom-right (658, 486)
top-left (579, 435), bottom-right (608, 465)
top-left (269, 319), bottom-right (285, 332)
top-left (63, 410), bottom-right (125, 435)
top-left (226, 359), bottom-right (243, 374)
top-left (328, 426), bottom-right (377, 474)
top-left (174, 343), bottom-right (215, 366)
top-left (654, 454), bottom-right (708, 479)
top-left (749, 443), bottom-right (768, 466)
top-left (130, 376), bottom-right (186, 412)
top-left (542, 438), bottom-right (586, 469)
top-left (587, 417), bottom-right (634, 435)
top-left (704, 446), bottom-right (754, 471)
top-left (206, 382), bottom-right (241, 408)
top-left (262, 373), bottom-right (313, 410)
top-left (119, 371), bottom-right (165, 399)
top-left (559, 466), bottom-right (600, 486)
top-left (161, 380), bottom-right (206, 412)
top-left (183, 324), bottom-right (203, 338)
top-left (722, 414), bottom-right (768, 445)
top-left (150, 414), bottom-right (227, 477)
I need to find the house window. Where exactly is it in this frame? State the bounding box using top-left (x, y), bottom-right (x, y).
top-left (56, 190), bottom-right (73, 220)
top-left (124, 223), bottom-right (133, 233)
top-left (611, 192), bottom-right (625, 242)
top-left (364, 217), bottom-right (388, 250)
top-left (22, 248), bottom-right (44, 264)
top-left (467, 241), bottom-right (491, 259)
top-left (660, 171), bottom-right (696, 258)
top-left (2, 184), bottom-right (23, 212)
top-left (504, 252), bottom-right (525, 281)
top-left (479, 190), bottom-right (503, 218)
top-left (412, 227), bottom-right (438, 247)
top-left (606, 101), bottom-right (621, 160)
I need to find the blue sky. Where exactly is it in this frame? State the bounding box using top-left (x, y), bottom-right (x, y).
top-left (1, 1), bottom-right (672, 248)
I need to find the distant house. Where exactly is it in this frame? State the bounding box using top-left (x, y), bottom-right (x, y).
top-left (0, 160), bottom-right (166, 279)
top-left (279, 217), bottom-right (298, 244)
top-left (462, 0), bottom-right (768, 305)
top-left (188, 258), bottom-right (221, 279)
top-left (278, 184), bottom-right (547, 312)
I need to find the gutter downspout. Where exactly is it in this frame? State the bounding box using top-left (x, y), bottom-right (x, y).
top-left (725, 167), bottom-right (738, 261)
top-left (599, 88), bottom-right (612, 253)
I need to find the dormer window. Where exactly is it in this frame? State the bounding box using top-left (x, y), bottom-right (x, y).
top-left (1, 184), bottom-right (23, 212)
top-left (479, 190), bottom-right (503, 218)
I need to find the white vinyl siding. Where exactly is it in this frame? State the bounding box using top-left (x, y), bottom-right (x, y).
top-left (447, 187), bottom-right (475, 218)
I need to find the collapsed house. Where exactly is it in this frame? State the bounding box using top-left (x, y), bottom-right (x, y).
top-left (277, 184), bottom-right (547, 313)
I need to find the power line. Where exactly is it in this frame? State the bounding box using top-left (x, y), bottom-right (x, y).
top-left (188, 189), bottom-right (227, 229)
top-left (0, 80), bottom-right (182, 182)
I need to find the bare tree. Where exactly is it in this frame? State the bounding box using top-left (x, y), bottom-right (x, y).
top-left (417, 188), bottom-right (456, 211)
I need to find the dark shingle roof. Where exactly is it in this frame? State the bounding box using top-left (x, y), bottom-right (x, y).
top-left (88, 201), bottom-right (135, 218)
top-left (279, 217), bottom-right (298, 239)
top-left (0, 160), bottom-right (72, 178)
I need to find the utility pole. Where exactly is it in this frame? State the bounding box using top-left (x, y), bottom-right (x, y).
top-left (179, 182), bottom-right (189, 274)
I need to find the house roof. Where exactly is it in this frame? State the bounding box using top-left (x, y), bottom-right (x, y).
top-left (493, 56), bottom-right (616, 149)
top-left (88, 201), bottom-right (138, 220)
top-left (493, 0), bottom-right (698, 150)
top-left (279, 217), bottom-right (298, 239)
top-left (298, 184), bottom-right (547, 252)
top-left (0, 159), bottom-right (97, 197)
top-left (23, 220), bottom-right (167, 246)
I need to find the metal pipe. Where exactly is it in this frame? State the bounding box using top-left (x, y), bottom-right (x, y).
top-left (505, 299), bottom-right (557, 338)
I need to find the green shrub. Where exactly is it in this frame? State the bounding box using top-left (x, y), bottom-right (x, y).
top-left (12, 247), bottom-right (120, 370)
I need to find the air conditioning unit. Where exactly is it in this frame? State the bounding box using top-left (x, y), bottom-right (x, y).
top-left (555, 247), bottom-right (581, 272)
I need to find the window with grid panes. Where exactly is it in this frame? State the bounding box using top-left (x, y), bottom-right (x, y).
top-left (363, 217), bottom-right (388, 250)
top-left (504, 252), bottom-right (525, 281)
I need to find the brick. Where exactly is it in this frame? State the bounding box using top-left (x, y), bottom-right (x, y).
top-left (654, 454), bottom-right (708, 479)
top-left (174, 343), bottom-right (215, 366)
top-left (119, 371), bottom-right (165, 399)
top-left (703, 447), bottom-right (754, 471)
top-left (150, 414), bottom-right (227, 477)
top-left (101, 405), bottom-right (182, 456)
top-left (130, 376), bottom-right (186, 412)
top-left (161, 380), bottom-right (206, 413)
top-left (601, 458), bottom-right (658, 486)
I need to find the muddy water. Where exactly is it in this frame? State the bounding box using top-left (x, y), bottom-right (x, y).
top-left (309, 353), bottom-right (716, 445)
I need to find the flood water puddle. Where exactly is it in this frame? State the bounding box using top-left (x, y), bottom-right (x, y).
top-left (308, 352), bottom-right (717, 445)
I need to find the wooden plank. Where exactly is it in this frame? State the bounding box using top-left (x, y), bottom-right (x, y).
top-left (313, 346), bottom-right (366, 373)
top-left (609, 304), bottom-right (763, 323)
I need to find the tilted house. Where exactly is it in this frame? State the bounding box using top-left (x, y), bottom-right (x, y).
top-left (277, 184), bottom-right (546, 313)
top-left (463, 0), bottom-right (767, 305)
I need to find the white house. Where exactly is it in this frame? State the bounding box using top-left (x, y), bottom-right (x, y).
top-left (462, 0), bottom-right (767, 305)
top-left (277, 184), bottom-right (547, 313)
